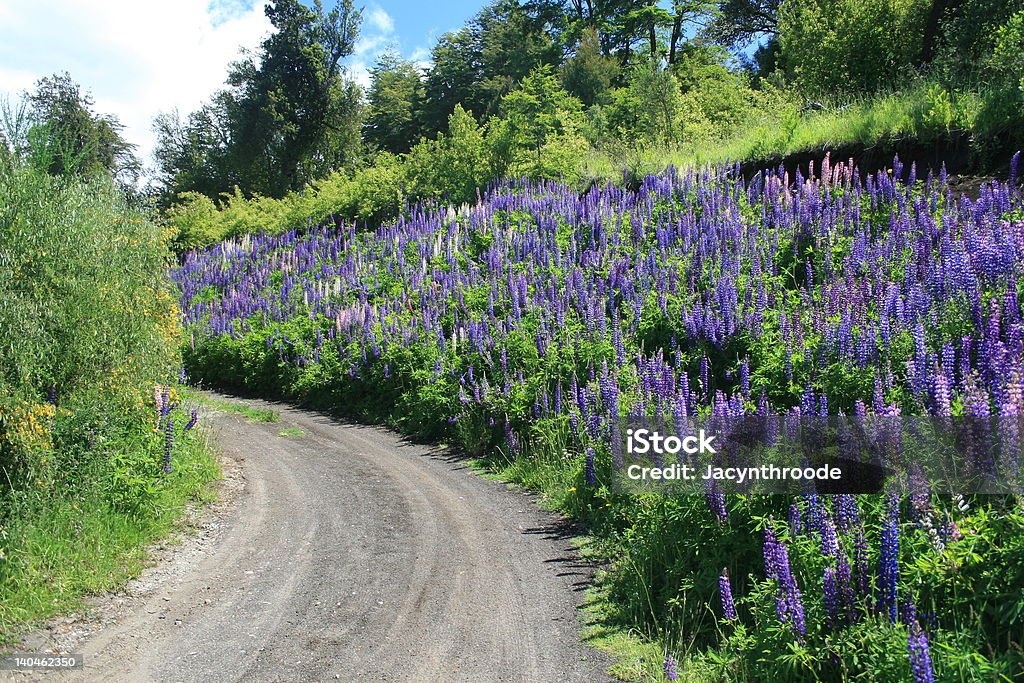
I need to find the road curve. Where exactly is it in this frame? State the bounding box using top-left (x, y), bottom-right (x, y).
top-left (49, 394), bottom-right (614, 682)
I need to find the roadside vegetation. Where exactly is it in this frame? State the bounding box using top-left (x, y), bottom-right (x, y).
top-left (0, 99), bottom-right (218, 641)
top-left (177, 160), bottom-right (1024, 680)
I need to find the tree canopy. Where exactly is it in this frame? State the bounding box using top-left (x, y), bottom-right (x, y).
top-left (6, 73), bottom-right (139, 184)
top-left (154, 0), bottom-right (364, 200)
top-left (149, 0), bottom-right (1024, 210)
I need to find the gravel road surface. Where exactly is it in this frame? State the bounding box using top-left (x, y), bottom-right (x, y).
top-left (8, 395), bottom-right (613, 683)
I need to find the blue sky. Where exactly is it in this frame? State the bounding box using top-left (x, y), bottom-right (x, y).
top-left (0, 0), bottom-right (483, 173)
top-left (358, 0), bottom-right (482, 62)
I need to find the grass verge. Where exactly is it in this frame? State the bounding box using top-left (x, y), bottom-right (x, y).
top-left (0, 426), bottom-right (219, 644)
top-left (180, 388), bottom-right (280, 423)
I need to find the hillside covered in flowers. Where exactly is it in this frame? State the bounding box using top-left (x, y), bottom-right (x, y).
top-left (176, 155), bottom-right (1024, 680)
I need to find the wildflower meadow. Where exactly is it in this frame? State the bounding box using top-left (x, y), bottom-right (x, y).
top-left (176, 154), bottom-right (1024, 680)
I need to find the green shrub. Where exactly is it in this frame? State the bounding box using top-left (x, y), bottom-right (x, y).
top-left (0, 162), bottom-right (217, 639)
top-left (406, 105), bottom-right (492, 205)
top-left (308, 152), bottom-right (405, 226)
top-left (779, 0), bottom-right (929, 96)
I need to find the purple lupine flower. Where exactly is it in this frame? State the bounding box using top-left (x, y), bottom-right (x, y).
top-left (820, 516), bottom-right (839, 557)
top-left (585, 447), bottom-right (596, 485)
top-left (704, 479), bottom-right (727, 522)
top-left (789, 502), bottom-right (802, 537)
top-left (504, 420), bottom-right (517, 456)
top-left (823, 565), bottom-right (840, 629)
top-left (908, 464), bottom-right (931, 518)
top-left (878, 494), bottom-right (900, 622)
top-left (764, 526), bottom-right (806, 637)
top-left (836, 552), bottom-right (857, 622)
top-left (663, 654), bottom-right (679, 681)
top-left (184, 409), bottom-right (199, 431)
top-left (835, 495), bottom-right (860, 532)
top-left (932, 371), bottom-right (952, 417)
top-left (719, 569), bottom-right (737, 621)
top-left (804, 492), bottom-right (823, 534)
top-left (853, 523), bottom-right (872, 601)
top-left (907, 619), bottom-right (935, 683)
top-left (163, 413), bottom-right (174, 474)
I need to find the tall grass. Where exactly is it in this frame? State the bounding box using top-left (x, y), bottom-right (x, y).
top-left (582, 80), bottom-right (999, 182)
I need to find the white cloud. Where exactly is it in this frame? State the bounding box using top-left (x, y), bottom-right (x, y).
top-left (0, 0), bottom-right (272, 176)
top-left (366, 7), bottom-right (394, 35)
top-left (346, 5), bottom-right (398, 89)
top-left (0, 1), bottom-right (421, 178)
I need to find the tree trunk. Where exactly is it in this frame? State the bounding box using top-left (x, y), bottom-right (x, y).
top-left (669, 16), bottom-right (682, 64)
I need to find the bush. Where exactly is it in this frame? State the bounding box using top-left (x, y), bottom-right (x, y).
top-left (779, 0), bottom-right (929, 96)
top-left (406, 105), bottom-right (492, 205)
top-left (0, 161), bottom-right (217, 637)
top-left (607, 60), bottom-right (687, 146)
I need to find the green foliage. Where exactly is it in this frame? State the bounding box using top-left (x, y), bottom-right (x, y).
top-left (164, 152), bottom-right (405, 249)
top-left (560, 27), bottom-right (620, 107)
top-left (227, 0), bottom-right (364, 197)
top-left (365, 51), bottom-right (425, 154)
top-left (989, 10), bottom-right (1024, 91)
top-left (969, 10), bottom-right (1024, 151)
top-left (608, 60), bottom-right (687, 146)
top-left (406, 105), bottom-right (492, 204)
top-left (419, 0), bottom-right (561, 132)
top-left (778, 0), bottom-right (929, 96)
top-left (489, 66), bottom-right (588, 179)
top-left (164, 192), bottom-right (223, 252)
top-left (475, 0), bottom-right (562, 115)
top-left (421, 28), bottom-right (484, 133)
top-left (155, 0), bottom-right (1024, 251)
top-left (308, 151), bottom-right (405, 225)
top-left (0, 153), bottom-right (217, 639)
top-left (704, 0), bottom-right (782, 49)
top-left (932, 0), bottom-right (1024, 84)
top-left (0, 415), bottom-right (217, 639)
top-left (674, 44), bottom-right (756, 142)
top-left (0, 170), bottom-right (178, 425)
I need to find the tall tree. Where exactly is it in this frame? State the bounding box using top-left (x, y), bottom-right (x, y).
top-left (475, 0), bottom-right (561, 114)
top-left (365, 51), bottom-right (425, 154)
top-left (152, 93), bottom-right (236, 202)
top-left (27, 73), bottom-right (138, 183)
top-left (154, 0), bottom-right (363, 201)
top-left (561, 27), bottom-right (619, 106)
top-left (421, 29), bottom-right (484, 134)
top-left (226, 0), bottom-right (363, 196)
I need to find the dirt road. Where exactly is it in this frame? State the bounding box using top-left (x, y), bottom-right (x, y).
top-left (17, 396), bottom-right (613, 682)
